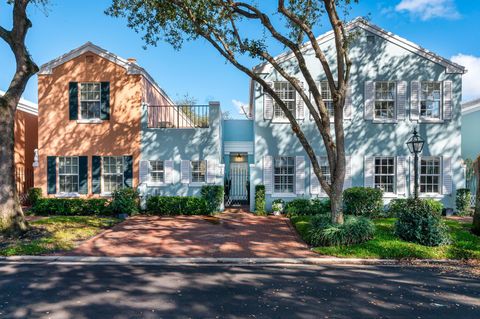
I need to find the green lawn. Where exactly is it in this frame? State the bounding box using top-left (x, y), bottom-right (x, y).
top-left (0, 216), bottom-right (120, 256)
top-left (291, 216), bottom-right (480, 260)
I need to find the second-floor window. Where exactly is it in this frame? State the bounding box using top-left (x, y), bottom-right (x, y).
top-left (374, 157), bottom-right (395, 193)
top-left (79, 83), bottom-right (101, 120)
top-left (274, 156), bottom-right (295, 193)
top-left (58, 156), bottom-right (79, 193)
top-left (420, 82), bottom-right (441, 120)
top-left (102, 156), bottom-right (124, 193)
top-left (374, 82), bottom-right (396, 120)
top-left (420, 157), bottom-right (441, 194)
top-left (320, 81), bottom-right (334, 116)
top-left (191, 160), bottom-right (206, 183)
top-left (274, 82), bottom-right (296, 120)
top-left (150, 160), bottom-right (165, 183)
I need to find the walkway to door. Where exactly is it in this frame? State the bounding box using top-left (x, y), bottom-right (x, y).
top-left (70, 207), bottom-right (317, 258)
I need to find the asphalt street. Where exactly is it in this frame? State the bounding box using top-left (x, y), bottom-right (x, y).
top-left (0, 262), bottom-right (478, 319)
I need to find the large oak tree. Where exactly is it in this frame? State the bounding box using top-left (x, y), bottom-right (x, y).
top-left (107, 0), bottom-right (358, 224)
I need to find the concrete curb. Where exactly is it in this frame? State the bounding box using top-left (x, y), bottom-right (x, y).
top-left (0, 256), bottom-right (468, 266)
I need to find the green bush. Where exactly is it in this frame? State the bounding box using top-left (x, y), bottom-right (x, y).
top-left (394, 198), bottom-right (451, 246)
top-left (388, 198), bottom-right (408, 217)
top-left (423, 199), bottom-right (444, 215)
top-left (110, 188), bottom-right (139, 216)
top-left (343, 187), bottom-right (383, 218)
top-left (308, 215), bottom-right (375, 246)
top-left (27, 187), bottom-right (42, 206)
top-left (145, 196), bottom-right (209, 215)
top-left (285, 198), bottom-right (331, 216)
top-left (272, 199), bottom-right (285, 213)
top-left (255, 185), bottom-right (266, 216)
top-left (311, 198), bottom-right (331, 215)
top-left (201, 185), bottom-right (224, 213)
top-left (456, 188), bottom-right (471, 214)
top-left (31, 198), bottom-right (111, 216)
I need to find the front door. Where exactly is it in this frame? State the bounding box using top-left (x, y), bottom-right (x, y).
top-left (226, 162), bottom-right (249, 206)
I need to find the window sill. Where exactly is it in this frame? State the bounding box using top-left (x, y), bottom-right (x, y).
top-left (189, 182), bottom-right (206, 187)
top-left (55, 193), bottom-right (80, 198)
top-left (418, 119), bottom-right (444, 124)
top-left (147, 182), bottom-right (168, 187)
top-left (372, 119), bottom-right (398, 124)
top-left (100, 192), bottom-right (113, 197)
top-left (76, 119), bottom-right (104, 124)
top-left (419, 194), bottom-right (444, 199)
top-left (271, 193), bottom-right (297, 198)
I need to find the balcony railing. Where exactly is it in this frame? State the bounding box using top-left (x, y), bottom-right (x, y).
top-left (148, 105), bottom-right (210, 128)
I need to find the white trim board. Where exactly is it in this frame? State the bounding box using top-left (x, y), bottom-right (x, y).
top-left (0, 90), bottom-right (38, 116)
top-left (224, 141), bottom-right (254, 155)
top-left (462, 99), bottom-right (480, 115)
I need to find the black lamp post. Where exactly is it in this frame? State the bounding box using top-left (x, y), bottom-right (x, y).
top-left (406, 128), bottom-right (425, 199)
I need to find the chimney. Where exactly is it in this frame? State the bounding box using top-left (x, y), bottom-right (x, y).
top-left (127, 58), bottom-right (137, 64)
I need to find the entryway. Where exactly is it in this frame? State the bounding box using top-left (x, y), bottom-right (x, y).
top-left (225, 153), bottom-right (249, 207)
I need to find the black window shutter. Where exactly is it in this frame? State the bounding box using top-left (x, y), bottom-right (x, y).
top-left (69, 82), bottom-right (78, 120)
top-left (100, 82), bottom-right (110, 120)
top-left (47, 156), bottom-right (56, 194)
top-left (78, 156), bottom-right (88, 194)
top-left (123, 156), bottom-right (133, 188)
top-left (92, 156), bottom-right (102, 194)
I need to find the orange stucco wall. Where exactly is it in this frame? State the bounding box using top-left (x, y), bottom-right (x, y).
top-left (14, 109), bottom-right (38, 169)
top-left (35, 52), bottom-right (142, 197)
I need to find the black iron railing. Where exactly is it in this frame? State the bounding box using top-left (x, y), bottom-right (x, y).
top-left (148, 105), bottom-right (210, 128)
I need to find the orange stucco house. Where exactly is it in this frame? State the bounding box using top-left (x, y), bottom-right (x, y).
top-left (35, 42), bottom-right (172, 197)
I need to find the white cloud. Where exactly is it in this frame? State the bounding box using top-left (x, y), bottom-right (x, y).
top-left (232, 99), bottom-right (249, 115)
top-left (395, 0), bottom-right (460, 20)
top-left (451, 54), bottom-right (480, 102)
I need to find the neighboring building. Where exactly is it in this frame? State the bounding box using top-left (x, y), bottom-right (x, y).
top-left (249, 18), bottom-right (465, 211)
top-left (0, 90), bottom-right (38, 196)
top-left (461, 99), bottom-right (480, 160)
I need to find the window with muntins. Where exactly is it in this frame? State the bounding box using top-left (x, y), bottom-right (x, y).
top-left (420, 157), bottom-right (441, 194)
top-left (79, 83), bottom-right (101, 120)
top-left (191, 160), bottom-right (206, 183)
top-left (102, 156), bottom-right (124, 193)
top-left (150, 160), bottom-right (165, 183)
top-left (58, 156), bottom-right (79, 193)
top-left (274, 156), bottom-right (295, 193)
top-left (374, 82), bottom-right (396, 120)
top-left (374, 157), bottom-right (395, 193)
top-left (273, 82), bottom-right (296, 119)
top-left (420, 82), bottom-right (441, 120)
top-left (320, 81), bottom-right (334, 116)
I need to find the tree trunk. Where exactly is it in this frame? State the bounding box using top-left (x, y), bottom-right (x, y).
top-left (330, 190), bottom-right (344, 224)
top-left (0, 97), bottom-right (28, 234)
top-left (473, 158), bottom-right (480, 235)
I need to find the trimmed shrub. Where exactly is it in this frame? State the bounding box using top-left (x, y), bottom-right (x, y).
top-left (423, 199), bottom-right (444, 215)
top-left (145, 196), bottom-right (209, 215)
top-left (308, 215), bottom-right (375, 246)
top-left (255, 185), bottom-right (266, 216)
top-left (27, 187), bottom-right (42, 206)
top-left (311, 198), bottom-right (331, 215)
top-left (343, 187), bottom-right (383, 218)
top-left (456, 188), bottom-right (472, 215)
top-left (285, 198), bottom-right (331, 216)
top-left (394, 198), bottom-right (451, 246)
top-left (201, 185), bottom-right (224, 213)
top-left (388, 198), bottom-right (408, 217)
top-left (31, 198), bottom-right (111, 216)
top-left (110, 188), bottom-right (139, 216)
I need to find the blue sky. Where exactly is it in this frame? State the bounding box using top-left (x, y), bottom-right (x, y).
top-left (1, 0), bottom-right (480, 118)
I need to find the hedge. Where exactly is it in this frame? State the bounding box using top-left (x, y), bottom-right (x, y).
top-left (343, 187), bottom-right (383, 218)
top-left (200, 185), bottom-right (224, 213)
top-left (255, 185), bottom-right (266, 215)
top-left (145, 196), bottom-right (209, 215)
top-left (31, 198), bottom-right (111, 216)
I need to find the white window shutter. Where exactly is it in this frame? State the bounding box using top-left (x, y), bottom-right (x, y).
top-left (295, 156), bottom-right (305, 195)
top-left (442, 156), bottom-right (453, 195)
top-left (207, 159), bottom-right (217, 184)
top-left (181, 160), bottom-right (190, 184)
top-left (310, 157), bottom-right (320, 195)
top-left (344, 84), bottom-right (353, 120)
top-left (296, 81), bottom-right (305, 120)
top-left (364, 157), bottom-right (374, 188)
top-left (397, 81), bottom-right (407, 120)
top-left (164, 160), bottom-right (174, 184)
top-left (139, 160), bottom-right (150, 184)
top-left (396, 156), bottom-right (407, 196)
top-left (410, 81), bottom-right (420, 120)
top-left (264, 82), bottom-right (274, 120)
top-left (343, 156), bottom-right (352, 190)
top-left (364, 81), bottom-right (374, 120)
top-left (263, 156), bottom-right (273, 194)
top-left (409, 156), bottom-right (415, 196)
top-left (443, 80), bottom-right (453, 120)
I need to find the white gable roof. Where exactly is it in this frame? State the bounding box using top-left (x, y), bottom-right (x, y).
top-left (0, 90), bottom-right (38, 116)
top-left (254, 17), bottom-right (466, 74)
top-left (39, 42), bottom-right (173, 104)
top-left (462, 99), bottom-right (480, 115)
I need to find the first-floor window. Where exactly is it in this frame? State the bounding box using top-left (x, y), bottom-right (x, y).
top-left (58, 156), bottom-right (79, 193)
top-left (420, 157), bottom-right (441, 193)
top-left (103, 156), bottom-right (124, 193)
top-left (274, 156), bottom-right (295, 193)
top-left (150, 160), bottom-right (165, 183)
top-left (191, 160), bottom-right (206, 183)
top-left (374, 157), bottom-right (395, 193)
top-left (273, 82), bottom-right (296, 119)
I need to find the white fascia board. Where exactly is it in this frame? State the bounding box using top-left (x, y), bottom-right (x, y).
top-left (0, 90), bottom-right (38, 116)
top-left (462, 99), bottom-right (480, 115)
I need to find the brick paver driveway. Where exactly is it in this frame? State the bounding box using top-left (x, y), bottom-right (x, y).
top-left (71, 207), bottom-right (316, 258)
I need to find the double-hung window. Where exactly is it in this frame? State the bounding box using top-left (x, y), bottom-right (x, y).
top-left (374, 82), bottom-right (396, 120)
top-left (79, 83), bottom-right (101, 120)
top-left (374, 157), bottom-right (395, 193)
top-left (420, 157), bottom-right (441, 194)
top-left (420, 82), bottom-right (441, 120)
top-left (319, 156), bottom-right (331, 184)
top-left (320, 81), bottom-right (334, 117)
top-left (274, 156), bottom-right (295, 193)
top-left (273, 82), bottom-right (296, 120)
top-left (102, 156), bottom-right (124, 193)
top-left (150, 160), bottom-right (165, 183)
top-left (58, 156), bottom-right (79, 193)
top-left (191, 160), bottom-right (206, 183)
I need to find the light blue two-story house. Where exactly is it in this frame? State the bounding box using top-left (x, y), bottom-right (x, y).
top-left (249, 18), bottom-right (466, 211)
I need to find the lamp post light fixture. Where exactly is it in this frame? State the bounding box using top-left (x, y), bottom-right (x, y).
top-left (406, 127), bottom-right (425, 199)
